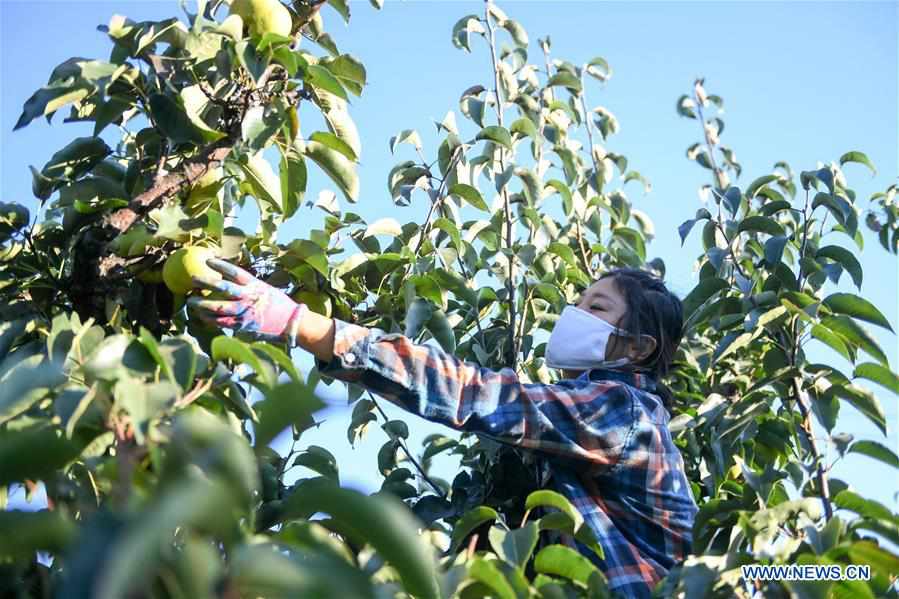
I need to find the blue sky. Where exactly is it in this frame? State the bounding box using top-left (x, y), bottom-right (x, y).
top-left (2, 1), bottom-right (896, 517)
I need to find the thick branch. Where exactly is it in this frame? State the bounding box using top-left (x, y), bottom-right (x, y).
top-left (103, 142), bottom-right (233, 234)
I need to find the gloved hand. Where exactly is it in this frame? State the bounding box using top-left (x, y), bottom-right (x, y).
top-left (187, 258), bottom-right (307, 345)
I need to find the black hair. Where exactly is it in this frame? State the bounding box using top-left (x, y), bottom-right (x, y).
top-left (596, 267), bottom-right (684, 411)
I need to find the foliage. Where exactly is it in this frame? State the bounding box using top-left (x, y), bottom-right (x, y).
top-left (2, 0), bottom-right (898, 598)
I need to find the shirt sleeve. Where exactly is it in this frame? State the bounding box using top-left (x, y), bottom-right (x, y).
top-left (314, 318), bottom-right (636, 468)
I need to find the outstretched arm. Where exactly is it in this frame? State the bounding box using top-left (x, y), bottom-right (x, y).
top-left (189, 259), bottom-right (635, 468)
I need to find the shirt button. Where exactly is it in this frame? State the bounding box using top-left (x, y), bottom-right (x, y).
top-left (345, 353), bottom-right (356, 364)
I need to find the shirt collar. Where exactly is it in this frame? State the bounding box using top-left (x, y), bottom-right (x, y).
top-left (577, 366), bottom-right (658, 392)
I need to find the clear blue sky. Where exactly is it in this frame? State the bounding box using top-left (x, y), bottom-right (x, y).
top-left (2, 1), bottom-right (896, 516)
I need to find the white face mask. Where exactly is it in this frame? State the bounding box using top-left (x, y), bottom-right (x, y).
top-left (545, 305), bottom-right (643, 371)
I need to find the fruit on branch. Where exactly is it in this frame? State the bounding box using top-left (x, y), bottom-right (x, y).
top-left (229, 0), bottom-right (293, 39)
top-left (162, 246), bottom-right (220, 295)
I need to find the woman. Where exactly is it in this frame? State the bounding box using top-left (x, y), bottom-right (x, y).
top-left (188, 260), bottom-right (698, 599)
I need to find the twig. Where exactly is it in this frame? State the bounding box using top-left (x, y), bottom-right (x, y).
top-left (513, 278), bottom-right (532, 362)
top-left (466, 533), bottom-right (479, 559)
top-left (176, 376), bottom-right (214, 408)
top-left (367, 392), bottom-right (448, 499)
top-left (484, 1), bottom-right (517, 370)
top-left (574, 219), bottom-right (595, 278)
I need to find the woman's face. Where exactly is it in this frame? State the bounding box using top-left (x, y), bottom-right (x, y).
top-left (575, 277), bottom-right (629, 337)
top-left (562, 276), bottom-right (654, 379)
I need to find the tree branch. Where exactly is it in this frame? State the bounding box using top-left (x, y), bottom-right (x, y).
top-left (103, 141), bottom-right (233, 234)
top-left (368, 393), bottom-right (448, 499)
top-left (484, 1), bottom-right (518, 370)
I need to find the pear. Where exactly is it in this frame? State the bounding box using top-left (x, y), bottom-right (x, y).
top-left (162, 247), bottom-right (221, 295)
top-left (229, 0), bottom-right (292, 39)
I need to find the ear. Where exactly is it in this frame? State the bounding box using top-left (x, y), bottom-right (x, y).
top-left (627, 334), bottom-right (657, 362)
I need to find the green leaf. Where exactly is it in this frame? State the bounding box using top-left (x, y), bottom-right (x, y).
top-left (389, 129), bottom-right (422, 154)
top-left (534, 545), bottom-right (598, 585)
top-left (537, 512), bottom-right (604, 559)
top-left (833, 490), bottom-right (895, 522)
top-left (254, 381), bottom-right (325, 450)
top-left (585, 56), bottom-right (611, 82)
top-left (449, 505), bottom-right (499, 553)
top-left (737, 215), bottom-right (785, 237)
top-left (816, 245), bottom-right (862, 289)
top-left (364, 217), bottom-right (403, 238)
top-left (468, 557), bottom-right (517, 599)
top-left (114, 378), bottom-right (178, 444)
top-left (0, 422), bottom-right (94, 486)
top-left (515, 167), bottom-right (542, 205)
top-left (682, 278), bottom-right (729, 321)
top-left (547, 72), bottom-right (582, 94)
top-left (526, 490), bottom-right (583, 528)
top-left (294, 445), bottom-right (339, 481)
top-left (812, 192), bottom-right (856, 236)
top-left (347, 399), bottom-right (376, 445)
top-left (16, 84), bottom-right (92, 130)
top-left (426, 308), bottom-right (456, 353)
top-left (0, 355), bottom-right (65, 426)
top-left (822, 293), bottom-right (893, 332)
top-left (279, 146), bottom-right (306, 219)
top-left (320, 54), bottom-right (367, 96)
top-left (137, 327), bottom-right (177, 386)
top-left (326, 0), bottom-right (350, 23)
top-left (676, 94), bottom-right (696, 119)
top-left (449, 183), bottom-right (488, 211)
top-left (96, 475), bottom-right (240, 599)
top-left (303, 140), bottom-right (359, 202)
top-left (241, 151), bottom-right (284, 212)
top-left (305, 132), bottom-right (355, 163)
top-left (821, 315), bottom-right (889, 367)
top-left (502, 19), bottom-right (529, 47)
top-left (811, 324), bottom-right (852, 362)
top-left (510, 116), bottom-right (538, 139)
top-left (476, 125), bottom-right (513, 151)
top-left (40, 136), bottom-right (111, 182)
top-left (547, 242), bottom-right (577, 267)
top-left (251, 341), bottom-right (302, 384)
top-left (211, 335), bottom-right (276, 389)
top-left (825, 384), bottom-right (886, 435)
top-left (746, 174), bottom-right (779, 198)
top-left (848, 540), bottom-right (899, 578)
top-left (0, 509), bottom-right (76, 560)
top-left (848, 440), bottom-right (899, 469)
top-left (180, 85), bottom-right (226, 142)
top-left (382, 419), bottom-right (409, 441)
top-left (304, 64), bottom-right (348, 101)
top-left (451, 15), bottom-right (485, 53)
top-left (404, 298), bottom-right (433, 340)
top-left (149, 93), bottom-right (204, 145)
top-left (677, 208), bottom-right (711, 245)
top-left (230, 541), bottom-right (371, 597)
top-left (852, 362), bottom-right (899, 394)
top-left (489, 523), bottom-right (539, 568)
top-left (839, 151), bottom-right (877, 176)
top-left (764, 235), bottom-right (789, 266)
top-left (241, 105), bottom-right (283, 150)
top-left (281, 479), bottom-right (441, 599)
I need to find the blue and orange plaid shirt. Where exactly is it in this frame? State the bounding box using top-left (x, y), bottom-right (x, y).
top-left (314, 318), bottom-right (698, 599)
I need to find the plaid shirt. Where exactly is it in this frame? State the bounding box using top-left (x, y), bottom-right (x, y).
top-left (315, 318), bottom-right (698, 599)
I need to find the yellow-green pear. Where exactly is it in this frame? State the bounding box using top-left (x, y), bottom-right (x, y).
top-left (162, 247), bottom-right (221, 295)
top-left (229, 0), bottom-right (292, 39)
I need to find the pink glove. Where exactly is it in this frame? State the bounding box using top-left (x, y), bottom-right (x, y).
top-left (187, 258), bottom-right (307, 345)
